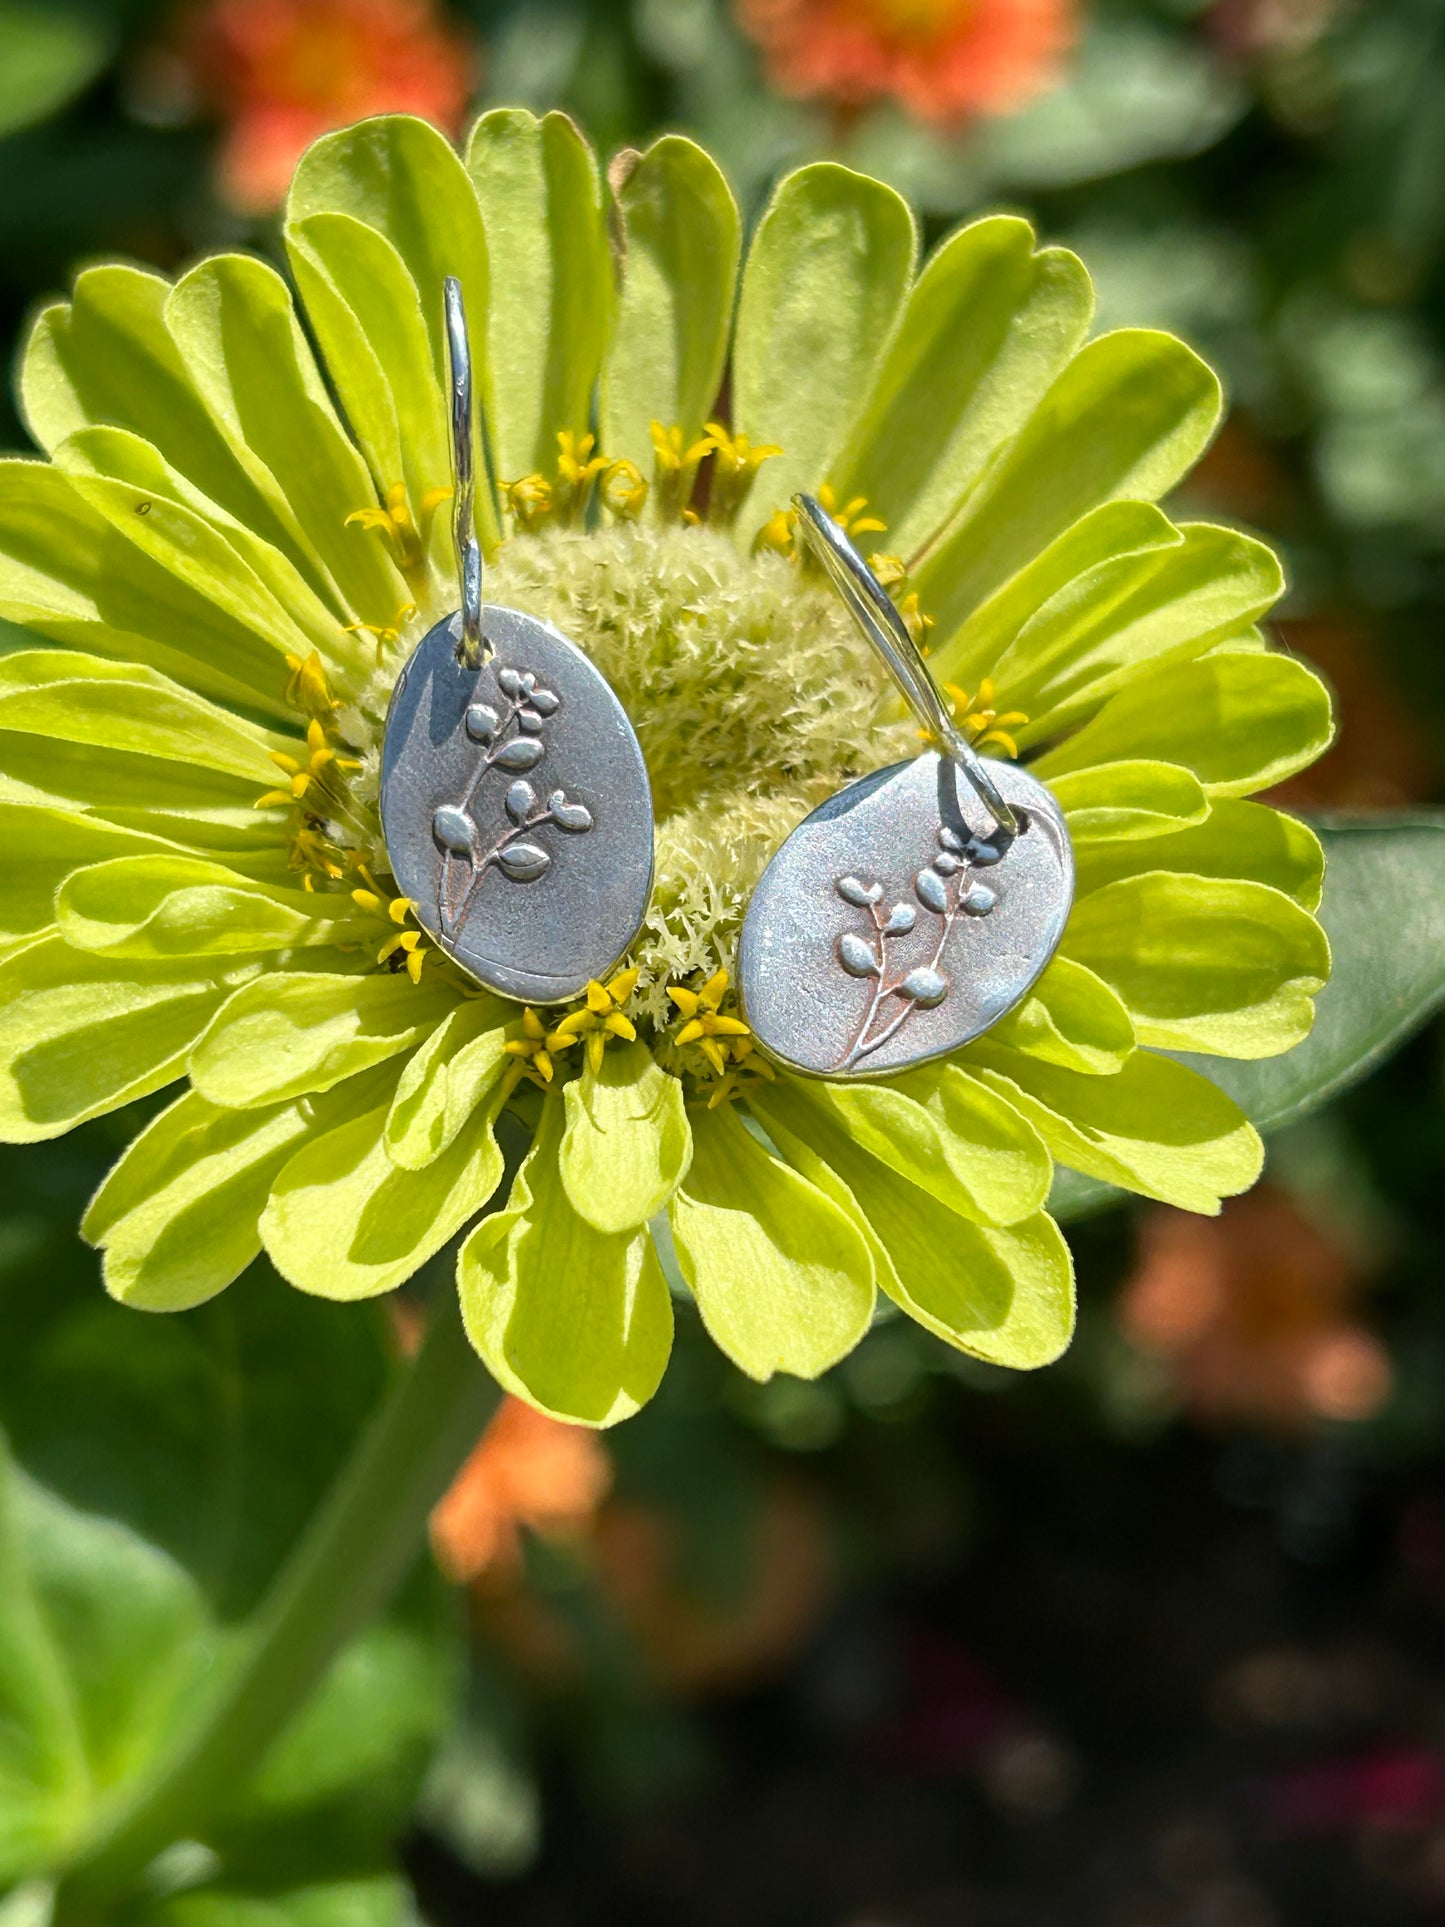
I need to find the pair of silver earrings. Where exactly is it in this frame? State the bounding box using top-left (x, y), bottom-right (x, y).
top-left (380, 282), bottom-right (1073, 1082)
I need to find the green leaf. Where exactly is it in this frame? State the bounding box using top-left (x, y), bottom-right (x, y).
top-left (0, 1173), bottom-right (390, 1612)
top-left (144, 1874), bottom-right (415, 1927)
top-left (997, 523), bottom-right (1284, 746)
top-left (749, 1081), bottom-right (1074, 1370)
top-left (260, 1067), bottom-right (504, 1301)
top-left (1188, 816), bottom-right (1445, 1137)
top-left (0, 1390), bottom-right (447, 1901)
top-left (56, 857), bottom-right (359, 960)
top-left (190, 973), bottom-right (455, 1111)
top-left (1074, 798), bottom-right (1324, 909)
top-left (1061, 872), bottom-right (1331, 1057)
top-left (559, 1040), bottom-right (692, 1234)
top-left (163, 255), bottom-right (408, 631)
top-left (829, 217), bottom-right (1092, 561)
top-left (732, 163), bottom-right (916, 533)
top-left (668, 1100), bottom-right (875, 1381)
top-left (601, 135), bottom-right (739, 469)
top-left (0, 936), bottom-right (244, 1143)
top-left (1035, 647), bottom-right (1335, 797)
top-left (82, 1080), bottom-right (386, 1311)
top-left (458, 1098), bottom-right (673, 1426)
top-left (467, 109), bottom-right (612, 483)
top-left (970, 1043), bottom-right (1263, 1215)
top-left (1053, 760), bottom-right (1210, 842)
top-left (916, 330), bottom-right (1222, 638)
top-left (0, 1), bottom-right (109, 139)
top-left (783, 1066), bottom-right (1051, 1225)
top-left (382, 999), bottom-right (510, 1172)
top-left (987, 954), bottom-right (1136, 1075)
top-left (0, 1435), bottom-right (209, 1885)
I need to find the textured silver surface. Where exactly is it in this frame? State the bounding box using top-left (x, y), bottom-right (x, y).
top-left (738, 753), bottom-right (1073, 1078)
top-left (381, 607), bottom-right (654, 1003)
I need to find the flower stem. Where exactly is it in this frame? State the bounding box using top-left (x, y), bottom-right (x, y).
top-left (50, 1288), bottom-right (498, 1922)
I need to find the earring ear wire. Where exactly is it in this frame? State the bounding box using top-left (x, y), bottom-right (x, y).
top-left (792, 493), bottom-right (1018, 837)
top-left (444, 275), bottom-right (486, 669)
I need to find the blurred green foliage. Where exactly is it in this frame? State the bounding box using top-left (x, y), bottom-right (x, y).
top-left (4, 0), bottom-right (1445, 1919)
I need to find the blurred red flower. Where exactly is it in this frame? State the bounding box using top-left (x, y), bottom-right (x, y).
top-left (1119, 1187), bottom-right (1392, 1432)
top-left (734, 0), bottom-right (1076, 126)
top-left (163, 0), bottom-right (476, 213)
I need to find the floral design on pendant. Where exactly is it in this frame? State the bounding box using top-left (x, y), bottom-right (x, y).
top-left (738, 753), bottom-right (1072, 1079)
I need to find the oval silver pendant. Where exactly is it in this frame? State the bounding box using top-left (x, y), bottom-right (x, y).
top-left (738, 753), bottom-right (1072, 1079)
top-left (381, 607), bottom-right (654, 1003)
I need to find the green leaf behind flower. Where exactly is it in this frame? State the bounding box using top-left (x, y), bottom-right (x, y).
top-left (1050, 817), bottom-right (1445, 1220)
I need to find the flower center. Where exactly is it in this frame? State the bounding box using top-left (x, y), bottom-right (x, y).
top-left (484, 522), bottom-right (914, 1022)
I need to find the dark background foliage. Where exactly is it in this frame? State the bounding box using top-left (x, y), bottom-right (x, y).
top-left (3, 0), bottom-right (1445, 1920)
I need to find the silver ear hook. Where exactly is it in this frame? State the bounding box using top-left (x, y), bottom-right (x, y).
top-left (792, 493), bottom-right (1019, 838)
top-left (444, 275), bottom-right (486, 669)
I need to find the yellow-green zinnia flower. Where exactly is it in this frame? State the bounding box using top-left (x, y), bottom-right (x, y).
top-left (0, 112), bottom-right (1334, 1425)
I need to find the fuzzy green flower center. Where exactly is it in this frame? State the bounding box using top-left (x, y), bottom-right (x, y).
top-left (344, 521), bottom-right (916, 1028)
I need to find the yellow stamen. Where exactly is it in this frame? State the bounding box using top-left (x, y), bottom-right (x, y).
top-left (667, 967), bottom-right (765, 1099)
top-left (600, 458), bottom-right (648, 521)
top-left (942, 680), bottom-right (1029, 760)
top-left (500, 1006), bottom-right (555, 1095)
top-left (283, 650), bottom-right (342, 725)
top-left (555, 431), bottom-right (610, 522)
top-left (344, 602), bottom-right (418, 665)
top-left (345, 481), bottom-right (449, 577)
top-left (704, 421), bottom-right (782, 526)
top-left (503, 472), bottom-right (554, 533)
top-left (649, 420), bottom-right (716, 521)
top-left (542, 971), bottom-right (640, 1072)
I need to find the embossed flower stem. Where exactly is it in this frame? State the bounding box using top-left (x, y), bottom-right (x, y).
top-left (440, 689), bottom-right (536, 932)
top-left (50, 1289), bottom-right (498, 1922)
top-left (450, 802), bottom-right (564, 929)
top-left (843, 868), bottom-right (971, 1071)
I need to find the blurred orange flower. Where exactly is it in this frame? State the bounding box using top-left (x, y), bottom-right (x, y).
top-left (430, 1396), bottom-right (612, 1586)
top-left (1119, 1187), bottom-right (1392, 1432)
top-left (734, 0), bottom-right (1076, 125)
top-left (167, 0), bottom-right (476, 213)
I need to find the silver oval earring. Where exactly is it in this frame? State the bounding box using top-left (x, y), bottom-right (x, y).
top-left (738, 495), bottom-right (1074, 1080)
top-left (380, 278), bottom-right (654, 1005)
